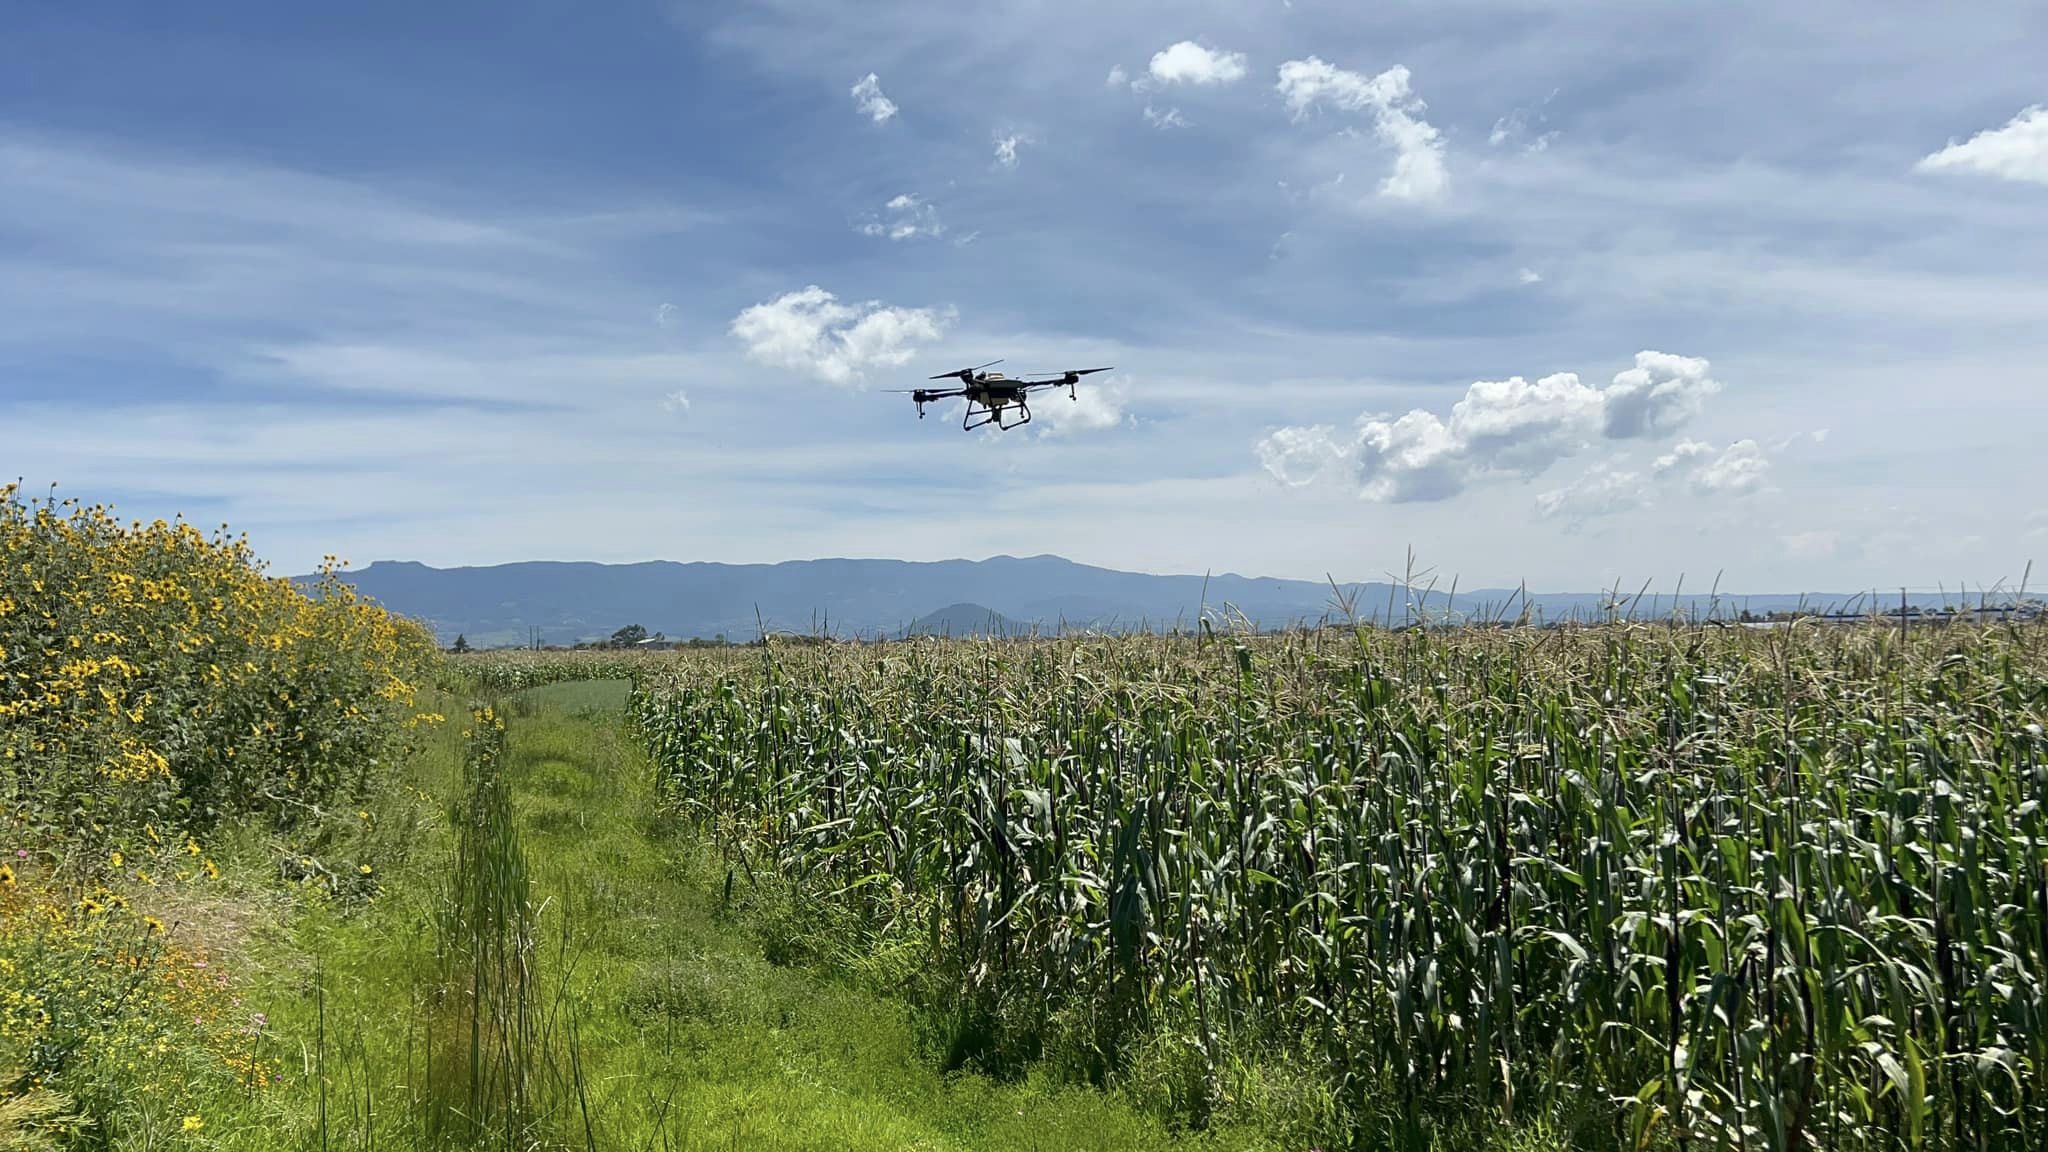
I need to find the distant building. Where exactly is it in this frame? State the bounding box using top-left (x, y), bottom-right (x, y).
top-left (634, 636), bottom-right (678, 651)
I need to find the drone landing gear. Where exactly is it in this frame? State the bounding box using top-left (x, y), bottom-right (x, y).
top-left (963, 400), bottom-right (1032, 431)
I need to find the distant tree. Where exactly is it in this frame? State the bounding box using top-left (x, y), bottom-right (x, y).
top-left (450, 633), bottom-right (471, 653)
top-left (610, 624), bottom-right (648, 648)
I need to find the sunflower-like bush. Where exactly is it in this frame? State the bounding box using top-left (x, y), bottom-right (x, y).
top-left (0, 483), bottom-right (439, 849)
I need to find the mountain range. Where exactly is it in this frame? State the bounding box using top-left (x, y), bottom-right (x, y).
top-left (304, 556), bottom-right (1996, 648)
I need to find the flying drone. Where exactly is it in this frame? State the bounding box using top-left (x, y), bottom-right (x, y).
top-left (889, 361), bottom-right (1114, 431)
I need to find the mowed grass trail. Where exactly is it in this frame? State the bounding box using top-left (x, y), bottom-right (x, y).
top-left (491, 680), bottom-right (1262, 1152)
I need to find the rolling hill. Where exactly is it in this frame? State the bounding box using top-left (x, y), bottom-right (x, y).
top-left (305, 555), bottom-right (1981, 648)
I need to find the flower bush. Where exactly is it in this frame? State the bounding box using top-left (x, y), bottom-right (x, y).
top-left (0, 483), bottom-right (439, 849)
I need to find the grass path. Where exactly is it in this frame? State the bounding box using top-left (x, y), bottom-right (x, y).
top-left (482, 680), bottom-right (1257, 1152)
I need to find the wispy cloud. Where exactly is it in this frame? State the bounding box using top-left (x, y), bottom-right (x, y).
top-left (1275, 57), bottom-right (1447, 202)
top-left (859, 193), bottom-right (945, 240)
top-left (1535, 465), bottom-right (1650, 526)
top-left (850, 73), bottom-right (898, 122)
top-left (1653, 438), bottom-right (1771, 494)
top-left (993, 132), bottom-right (1029, 169)
top-left (1143, 105), bottom-right (1188, 130)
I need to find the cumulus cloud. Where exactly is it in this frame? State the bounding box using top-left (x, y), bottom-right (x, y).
top-left (1037, 379), bottom-right (1130, 436)
top-left (729, 286), bottom-right (952, 386)
top-left (850, 73), bottom-right (898, 123)
top-left (1144, 105), bottom-right (1188, 130)
top-left (1105, 65), bottom-right (1129, 87)
top-left (859, 193), bottom-right (944, 241)
top-left (1653, 438), bottom-right (1771, 494)
top-left (993, 133), bottom-right (1029, 169)
top-left (1275, 57), bottom-right (1447, 202)
top-left (1600, 351), bottom-right (1721, 438)
top-left (1254, 424), bottom-right (1349, 486)
top-left (1916, 105), bottom-right (2048, 185)
top-left (1146, 41), bottom-right (1248, 86)
top-left (661, 389), bottom-right (690, 413)
top-left (1256, 351), bottom-right (1728, 502)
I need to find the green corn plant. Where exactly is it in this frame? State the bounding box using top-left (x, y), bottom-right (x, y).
top-left (628, 622), bottom-right (2048, 1150)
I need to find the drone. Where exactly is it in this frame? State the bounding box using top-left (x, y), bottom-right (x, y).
top-left (889, 361), bottom-right (1114, 431)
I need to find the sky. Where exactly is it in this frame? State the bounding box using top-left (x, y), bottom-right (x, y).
top-left (3, 1), bottom-right (2045, 593)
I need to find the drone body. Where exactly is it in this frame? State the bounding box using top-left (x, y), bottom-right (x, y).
top-left (891, 361), bottom-right (1114, 431)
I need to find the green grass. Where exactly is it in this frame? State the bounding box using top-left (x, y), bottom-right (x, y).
top-left (152, 680), bottom-right (1317, 1151)
top-left (490, 681), bottom-right (1273, 1151)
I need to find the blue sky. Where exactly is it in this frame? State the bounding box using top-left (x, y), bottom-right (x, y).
top-left (3, 1), bottom-right (2045, 592)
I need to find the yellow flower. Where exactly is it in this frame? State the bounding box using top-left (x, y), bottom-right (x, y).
top-left (357, 863), bottom-right (372, 875)
top-left (203, 859), bottom-right (220, 880)
top-left (110, 850), bottom-right (124, 868)
top-left (144, 915), bottom-right (166, 934)
top-left (182, 1115), bottom-right (204, 1131)
top-left (0, 864), bottom-right (14, 888)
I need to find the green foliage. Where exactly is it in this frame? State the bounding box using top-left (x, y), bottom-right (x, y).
top-left (633, 623), bottom-right (2048, 1149)
top-left (0, 484), bottom-right (440, 847)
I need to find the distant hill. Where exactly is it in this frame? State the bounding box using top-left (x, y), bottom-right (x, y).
top-left (902, 603), bottom-right (1026, 639)
top-left (304, 555), bottom-right (1993, 648)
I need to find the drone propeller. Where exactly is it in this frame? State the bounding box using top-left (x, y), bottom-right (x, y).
top-left (1019, 366), bottom-right (1114, 380)
top-left (930, 358), bottom-right (1003, 380)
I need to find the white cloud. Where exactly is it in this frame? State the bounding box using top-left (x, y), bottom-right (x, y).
top-left (1600, 351), bottom-right (1721, 438)
top-left (728, 285), bottom-right (952, 386)
top-left (1350, 409), bottom-right (1468, 501)
top-left (993, 133), bottom-right (1029, 169)
top-left (661, 389), bottom-right (690, 413)
top-left (1653, 438), bottom-right (1772, 493)
top-left (1518, 267), bottom-right (1543, 285)
top-left (1254, 424), bottom-right (1348, 486)
top-left (1916, 105), bottom-right (2048, 185)
top-left (1260, 351), bottom-right (1731, 503)
top-left (1489, 107), bottom-right (1559, 153)
top-left (655, 302), bottom-right (678, 327)
top-left (1146, 41), bottom-right (1247, 86)
top-left (1037, 379), bottom-right (1130, 436)
top-left (1105, 65), bottom-right (1129, 87)
top-left (1536, 465), bottom-right (1650, 524)
top-left (1144, 105), bottom-right (1188, 130)
top-left (850, 73), bottom-right (898, 123)
top-left (1275, 57), bottom-right (1447, 202)
top-left (859, 193), bottom-right (944, 240)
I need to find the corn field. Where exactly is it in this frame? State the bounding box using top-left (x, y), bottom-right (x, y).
top-left (631, 623), bottom-right (2048, 1150)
